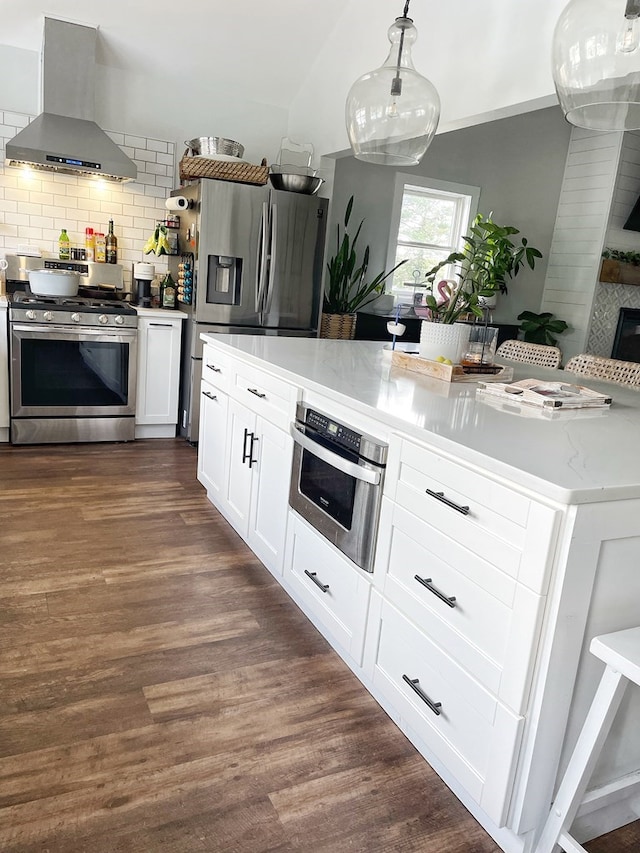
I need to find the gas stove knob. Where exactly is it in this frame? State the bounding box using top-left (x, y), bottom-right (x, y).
top-left (98, 314), bottom-right (109, 325)
top-left (71, 312), bottom-right (81, 323)
top-left (26, 309), bottom-right (36, 320)
top-left (43, 311), bottom-right (54, 321)
top-left (114, 315), bottom-right (124, 325)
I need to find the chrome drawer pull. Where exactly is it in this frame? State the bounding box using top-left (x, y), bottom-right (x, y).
top-left (304, 570), bottom-right (329, 593)
top-left (414, 575), bottom-right (457, 608)
top-left (206, 364), bottom-right (222, 373)
top-left (247, 387), bottom-right (266, 399)
top-left (402, 675), bottom-right (442, 716)
top-left (425, 488), bottom-right (470, 515)
top-left (202, 391), bottom-right (217, 401)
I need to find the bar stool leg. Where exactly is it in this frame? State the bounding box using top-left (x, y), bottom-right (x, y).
top-left (534, 665), bottom-right (629, 853)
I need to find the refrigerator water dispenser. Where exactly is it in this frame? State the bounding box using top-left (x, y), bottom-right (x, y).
top-left (206, 255), bottom-right (243, 305)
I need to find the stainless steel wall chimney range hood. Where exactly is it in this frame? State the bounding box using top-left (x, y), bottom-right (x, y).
top-left (6, 18), bottom-right (137, 183)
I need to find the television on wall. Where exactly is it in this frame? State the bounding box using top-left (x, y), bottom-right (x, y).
top-left (624, 196), bottom-right (640, 232)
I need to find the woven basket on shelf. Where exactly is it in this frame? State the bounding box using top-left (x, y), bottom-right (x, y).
top-left (179, 156), bottom-right (269, 186)
top-left (320, 312), bottom-right (357, 340)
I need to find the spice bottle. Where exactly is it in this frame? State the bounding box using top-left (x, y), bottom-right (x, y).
top-left (58, 228), bottom-right (70, 260)
top-left (85, 227), bottom-right (95, 262)
top-left (94, 232), bottom-right (106, 263)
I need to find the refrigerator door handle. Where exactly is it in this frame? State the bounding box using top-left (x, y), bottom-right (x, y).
top-left (255, 201), bottom-right (269, 315)
top-left (264, 202), bottom-right (278, 315)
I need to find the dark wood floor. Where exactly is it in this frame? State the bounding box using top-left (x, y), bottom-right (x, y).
top-left (0, 439), bottom-right (638, 852)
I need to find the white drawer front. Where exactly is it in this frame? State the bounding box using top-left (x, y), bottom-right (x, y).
top-left (285, 514), bottom-right (371, 665)
top-left (372, 599), bottom-right (523, 827)
top-left (393, 438), bottom-right (558, 592)
top-left (378, 500), bottom-right (544, 711)
top-left (202, 344), bottom-right (232, 394)
top-left (233, 362), bottom-right (298, 430)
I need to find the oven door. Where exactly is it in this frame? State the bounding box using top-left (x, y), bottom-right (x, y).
top-left (288, 422), bottom-right (384, 572)
top-left (10, 323), bottom-right (137, 417)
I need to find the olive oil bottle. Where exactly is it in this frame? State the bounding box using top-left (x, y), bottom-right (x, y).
top-left (105, 219), bottom-right (118, 264)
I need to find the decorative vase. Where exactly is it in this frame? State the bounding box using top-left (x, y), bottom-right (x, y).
top-left (419, 321), bottom-right (470, 363)
top-left (320, 312), bottom-right (357, 340)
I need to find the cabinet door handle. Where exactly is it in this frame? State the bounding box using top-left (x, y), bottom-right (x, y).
top-left (304, 570), bottom-right (329, 593)
top-left (248, 434), bottom-right (258, 468)
top-left (149, 323), bottom-right (172, 327)
top-left (202, 391), bottom-right (217, 401)
top-left (206, 364), bottom-right (222, 373)
top-left (414, 575), bottom-right (457, 608)
top-left (402, 675), bottom-right (442, 716)
top-left (247, 387), bottom-right (266, 399)
top-left (425, 488), bottom-right (470, 515)
top-left (242, 428), bottom-right (252, 464)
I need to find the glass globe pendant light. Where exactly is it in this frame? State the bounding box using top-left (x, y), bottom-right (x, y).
top-left (345, 0), bottom-right (440, 166)
top-left (552, 0), bottom-right (640, 130)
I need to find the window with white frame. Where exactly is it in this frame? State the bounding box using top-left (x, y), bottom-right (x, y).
top-left (387, 175), bottom-right (480, 305)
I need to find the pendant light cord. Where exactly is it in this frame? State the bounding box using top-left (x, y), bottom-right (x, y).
top-left (391, 0), bottom-right (411, 97)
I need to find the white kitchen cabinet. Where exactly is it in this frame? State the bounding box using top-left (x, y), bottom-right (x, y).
top-left (285, 512), bottom-right (371, 665)
top-left (135, 312), bottom-right (184, 438)
top-left (197, 377), bottom-right (229, 502)
top-left (222, 396), bottom-right (256, 538)
top-left (365, 433), bottom-right (559, 828)
top-left (220, 398), bottom-right (293, 577)
top-left (198, 345), bottom-right (297, 578)
top-left (0, 302), bottom-right (8, 441)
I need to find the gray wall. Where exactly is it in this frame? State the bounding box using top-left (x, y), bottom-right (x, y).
top-left (329, 106), bottom-right (572, 323)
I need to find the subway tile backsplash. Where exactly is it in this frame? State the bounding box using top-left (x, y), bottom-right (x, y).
top-left (0, 109), bottom-right (177, 288)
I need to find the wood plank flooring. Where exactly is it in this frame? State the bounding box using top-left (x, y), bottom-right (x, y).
top-left (0, 439), bottom-right (638, 852)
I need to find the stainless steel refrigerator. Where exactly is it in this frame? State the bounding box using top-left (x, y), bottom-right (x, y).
top-left (168, 181), bottom-right (328, 442)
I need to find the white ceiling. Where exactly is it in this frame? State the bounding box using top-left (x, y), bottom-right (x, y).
top-left (0, 0), bottom-right (568, 161)
top-left (0, 0), bottom-right (350, 110)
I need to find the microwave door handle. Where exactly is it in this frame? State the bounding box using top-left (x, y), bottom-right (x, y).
top-left (289, 423), bottom-right (381, 485)
top-left (264, 202), bottom-right (277, 315)
top-left (255, 201), bottom-right (269, 314)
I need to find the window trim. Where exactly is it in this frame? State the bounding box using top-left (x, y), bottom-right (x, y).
top-left (386, 173), bottom-right (481, 297)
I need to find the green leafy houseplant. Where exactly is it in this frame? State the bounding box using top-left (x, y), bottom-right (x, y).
top-left (421, 213), bottom-right (543, 324)
top-left (517, 310), bottom-right (569, 346)
top-left (601, 248), bottom-right (640, 265)
top-left (324, 196), bottom-right (407, 314)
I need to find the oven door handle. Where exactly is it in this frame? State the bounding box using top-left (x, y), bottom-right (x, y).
top-left (289, 423), bottom-right (381, 485)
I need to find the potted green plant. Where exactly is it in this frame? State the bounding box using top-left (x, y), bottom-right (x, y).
top-left (600, 248), bottom-right (640, 285)
top-left (322, 196), bottom-right (407, 339)
top-left (422, 213), bottom-right (543, 323)
top-left (517, 310), bottom-right (569, 346)
top-left (416, 214), bottom-right (543, 361)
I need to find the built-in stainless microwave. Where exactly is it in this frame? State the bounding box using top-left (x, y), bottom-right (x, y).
top-left (288, 404), bottom-right (388, 572)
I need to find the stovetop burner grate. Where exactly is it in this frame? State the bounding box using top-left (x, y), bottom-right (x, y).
top-left (10, 291), bottom-right (137, 316)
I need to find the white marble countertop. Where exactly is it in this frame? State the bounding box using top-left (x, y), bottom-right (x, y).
top-left (201, 334), bottom-right (640, 505)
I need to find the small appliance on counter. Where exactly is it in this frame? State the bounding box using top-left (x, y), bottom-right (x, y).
top-left (132, 262), bottom-right (155, 307)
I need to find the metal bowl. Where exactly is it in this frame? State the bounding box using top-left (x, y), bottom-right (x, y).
top-left (268, 172), bottom-right (324, 195)
top-left (184, 137), bottom-right (245, 159)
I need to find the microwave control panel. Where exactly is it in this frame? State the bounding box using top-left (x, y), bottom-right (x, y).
top-left (305, 409), bottom-right (362, 453)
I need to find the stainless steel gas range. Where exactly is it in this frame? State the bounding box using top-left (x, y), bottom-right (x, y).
top-left (7, 260), bottom-right (138, 444)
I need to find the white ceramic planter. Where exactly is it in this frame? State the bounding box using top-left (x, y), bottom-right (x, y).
top-left (419, 321), bottom-right (470, 363)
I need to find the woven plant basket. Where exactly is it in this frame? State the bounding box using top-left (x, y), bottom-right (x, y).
top-left (320, 312), bottom-right (357, 340)
top-left (179, 156), bottom-right (269, 186)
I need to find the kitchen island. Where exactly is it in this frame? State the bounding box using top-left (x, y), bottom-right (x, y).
top-left (198, 333), bottom-right (640, 853)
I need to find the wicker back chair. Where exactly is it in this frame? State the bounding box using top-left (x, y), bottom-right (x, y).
top-left (495, 339), bottom-right (562, 369)
top-left (564, 354), bottom-right (640, 388)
